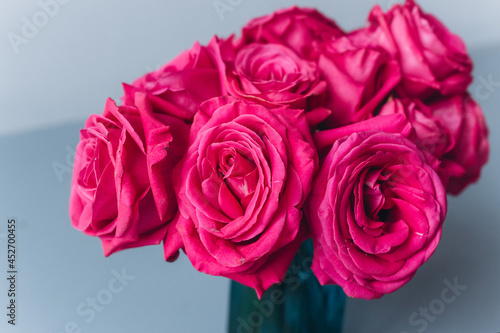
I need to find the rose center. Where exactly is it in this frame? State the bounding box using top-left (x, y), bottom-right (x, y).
top-left (362, 168), bottom-right (397, 223)
top-left (217, 148), bottom-right (258, 206)
top-left (235, 43), bottom-right (314, 86)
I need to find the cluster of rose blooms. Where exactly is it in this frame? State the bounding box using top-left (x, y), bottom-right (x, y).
top-left (70, 1), bottom-right (489, 299)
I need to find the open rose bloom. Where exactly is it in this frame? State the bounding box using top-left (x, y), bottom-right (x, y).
top-left (171, 97), bottom-right (316, 296)
top-left (306, 128), bottom-right (447, 299)
top-left (70, 0), bottom-right (489, 300)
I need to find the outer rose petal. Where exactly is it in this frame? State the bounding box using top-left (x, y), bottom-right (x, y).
top-left (122, 41), bottom-right (223, 119)
top-left (379, 98), bottom-right (452, 159)
top-left (313, 113), bottom-right (412, 154)
top-left (319, 35), bottom-right (401, 128)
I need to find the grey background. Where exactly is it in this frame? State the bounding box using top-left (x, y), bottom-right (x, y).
top-left (0, 1), bottom-right (499, 332)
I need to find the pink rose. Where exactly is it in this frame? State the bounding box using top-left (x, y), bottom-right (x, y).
top-left (379, 97), bottom-right (452, 158)
top-left (122, 41), bottom-right (223, 119)
top-left (379, 94), bottom-right (489, 194)
top-left (362, 0), bottom-right (472, 99)
top-left (172, 96), bottom-right (317, 297)
top-left (306, 127), bottom-right (446, 299)
top-left (241, 6), bottom-right (344, 61)
top-left (430, 94), bottom-right (489, 194)
top-left (318, 35), bottom-right (401, 127)
top-left (70, 93), bottom-right (189, 258)
top-left (208, 37), bottom-right (328, 119)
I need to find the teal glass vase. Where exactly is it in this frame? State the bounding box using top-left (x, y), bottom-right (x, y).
top-left (228, 239), bottom-right (346, 333)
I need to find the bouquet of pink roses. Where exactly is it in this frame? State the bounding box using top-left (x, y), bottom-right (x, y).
top-left (69, 0), bottom-right (489, 303)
